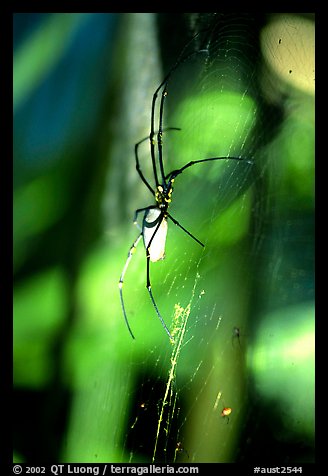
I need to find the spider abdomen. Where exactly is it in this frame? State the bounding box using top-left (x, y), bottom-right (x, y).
top-left (143, 208), bottom-right (168, 262)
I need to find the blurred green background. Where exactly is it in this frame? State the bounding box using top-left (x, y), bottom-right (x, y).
top-left (13, 13), bottom-right (314, 463)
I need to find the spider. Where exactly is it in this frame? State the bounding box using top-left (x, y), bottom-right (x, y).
top-left (175, 441), bottom-right (189, 459)
top-left (221, 406), bottom-right (232, 424)
top-left (119, 42), bottom-right (251, 340)
top-left (232, 326), bottom-right (241, 347)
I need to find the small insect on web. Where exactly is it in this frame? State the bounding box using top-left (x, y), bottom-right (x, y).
top-left (221, 406), bottom-right (232, 424)
top-left (118, 34), bottom-right (252, 340)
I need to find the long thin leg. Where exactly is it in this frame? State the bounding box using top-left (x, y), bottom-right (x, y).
top-left (135, 128), bottom-right (181, 196)
top-left (135, 139), bottom-right (155, 195)
top-left (157, 88), bottom-right (167, 183)
top-left (146, 260), bottom-right (173, 340)
top-left (119, 214), bottom-right (173, 340)
top-left (150, 88), bottom-right (162, 187)
top-left (163, 157), bottom-right (252, 247)
top-left (144, 213), bottom-right (173, 340)
top-left (155, 47), bottom-right (209, 186)
top-left (167, 212), bottom-right (204, 247)
top-left (119, 233), bottom-right (143, 339)
top-left (146, 257), bottom-right (173, 341)
top-left (166, 156), bottom-right (253, 181)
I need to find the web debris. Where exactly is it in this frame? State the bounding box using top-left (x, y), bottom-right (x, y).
top-left (152, 302), bottom-right (191, 462)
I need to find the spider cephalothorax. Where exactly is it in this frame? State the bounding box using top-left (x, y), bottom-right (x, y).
top-left (155, 181), bottom-right (174, 209)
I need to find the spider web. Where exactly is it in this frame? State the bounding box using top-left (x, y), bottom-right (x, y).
top-left (117, 14), bottom-right (266, 463)
top-left (114, 14), bottom-right (314, 464)
top-left (63, 13), bottom-right (314, 464)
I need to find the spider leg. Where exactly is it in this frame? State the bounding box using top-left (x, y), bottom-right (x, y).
top-left (119, 233), bottom-right (143, 339)
top-left (146, 260), bottom-right (173, 341)
top-left (167, 212), bottom-right (204, 247)
top-left (152, 44), bottom-right (209, 189)
top-left (166, 156), bottom-right (253, 181)
top-left (135, 138), bottom-right (155, 195)
top-left (135, 128), bottom-right (181, 196)
top-left (163, 156), bottom-right (252, 247)
top-left (157, 86), bottom-right (167, 183)
top-left (156, 49), bottom-right (209, 187)
top-left (144, 214), bottom-right (173, 340)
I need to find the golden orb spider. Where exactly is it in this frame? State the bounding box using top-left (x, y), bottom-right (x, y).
top-left (118, 39), bottom-right (251, 340)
